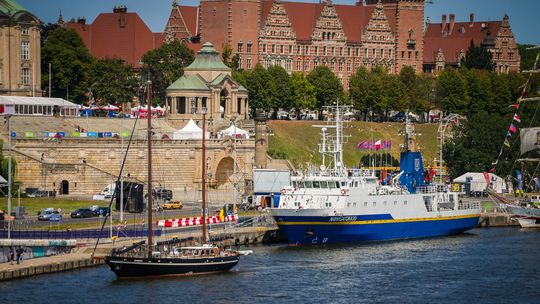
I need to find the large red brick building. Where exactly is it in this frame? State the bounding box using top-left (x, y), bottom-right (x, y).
top-left (168, 0), bottom-right (424, 88)
top-left (65, 0), bottom-right (520, 88)
top-left (423, 13), bottom-right (520, 74)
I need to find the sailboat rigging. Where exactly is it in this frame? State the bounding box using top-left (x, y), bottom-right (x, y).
top-left (102, 81), bottom-right (240, 278)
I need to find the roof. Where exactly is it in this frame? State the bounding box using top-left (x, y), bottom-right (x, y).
top-left (179, 5), bottom-right (198, 36)
top-left (167, 74), bottom-right (209, 91)
top-left (261, 1), bottom-right (385, 43)
top-left (184, 42), bottom-right (231, 71)
top-left (66, 11), bottom-right (161, 67)
top-left (424, 20), bottom-right (502, 64)
top-left (0, 96), bottom-right (78, 107)
top-left (0, 0), bottom-right (39, 23)
top-left (453, 172), bottom-right (503, 183)
top-left (210, 73), bottom-right (227, 86)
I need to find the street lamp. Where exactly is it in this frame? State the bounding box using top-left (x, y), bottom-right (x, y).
top-left (200, 106), bottom-right (208, 244)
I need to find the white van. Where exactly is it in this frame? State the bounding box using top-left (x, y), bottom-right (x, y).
top-left (99, 183), bottom-right (116, 198)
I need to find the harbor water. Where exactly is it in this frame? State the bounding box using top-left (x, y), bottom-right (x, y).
top-left (1, 227), bottom-right (539, 303)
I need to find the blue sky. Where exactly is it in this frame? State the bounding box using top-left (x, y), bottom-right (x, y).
top-left (19, 0), bottom-right (539, 45)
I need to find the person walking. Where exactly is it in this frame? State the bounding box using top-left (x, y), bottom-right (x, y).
top-left (9, 248), bottom-right (14, 265)
top-left (15, 248), bottom-right (22, 265)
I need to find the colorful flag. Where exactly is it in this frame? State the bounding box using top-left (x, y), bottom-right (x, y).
top-left (516, 170), bottom-right (522, 191)
top-left (508, 103), bottom-right (519, 109)
top-left (374, 140), bottom-right (382, 150)
top-left (504, 138), bottom-right (510, 147)
top-left (509, 124), bottom-right (517, 133)
top-left (513, 114), bottom-right (521, 123)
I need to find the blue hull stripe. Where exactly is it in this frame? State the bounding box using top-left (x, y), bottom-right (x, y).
top-left (275, 216), bottom-right (480, 245)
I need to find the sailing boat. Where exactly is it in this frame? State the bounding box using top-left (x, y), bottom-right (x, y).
top-left (104, 81), bottom-right (240, 278)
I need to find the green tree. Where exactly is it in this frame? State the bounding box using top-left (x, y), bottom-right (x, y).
top-left (307, 66), bottom-right (343, 118)
top-left (222, 44), bottom-right (240, 71)
top-left (40, 22), bottom-right (59, 47)
top-left (463, 69), bottom-right (494, 114)
top-left (41, 28), bottom-right (94, 102)
top-left (267, 65), bottom-right (293, 117)
top-left (460, 40), bottom-right (495, 71)
top-left (244, 64), bottom-right (275, 113)
top-left (349, 66), bottom-right (369, 119)
top-left (435, 67), bottom-right (470, 114)
top-left (140, 40), bottom-right (195, 102)
top-left (444, 112), bottom-right (509, 179)
top-left (517, 44), bottom-right (537, 71)
top-left (88, 58), bottom-right (141, 105)
top-left (290, 72), bottom-right (317, 117)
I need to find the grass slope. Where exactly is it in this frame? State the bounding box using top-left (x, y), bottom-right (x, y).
top-left (268, 121), bottom-right (439, 169)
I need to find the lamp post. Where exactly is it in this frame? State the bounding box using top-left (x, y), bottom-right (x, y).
top-left (201, 106), bottom-right (208, 244)
top-left (7, 114), bottom-right (12, 239)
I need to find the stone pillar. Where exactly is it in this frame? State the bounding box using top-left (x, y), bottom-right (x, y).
top-left (254, 111), bottom-right (268, 169)
top-left (196, 97), bottom-right (202, 113)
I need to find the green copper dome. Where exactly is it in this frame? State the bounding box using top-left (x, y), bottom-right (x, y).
top-left (184, 42), bottom-right (231, 71)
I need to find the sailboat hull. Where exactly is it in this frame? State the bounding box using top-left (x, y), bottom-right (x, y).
top-left (104, 255), bottom-right (240, 278)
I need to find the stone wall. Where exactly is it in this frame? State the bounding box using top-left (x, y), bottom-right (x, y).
top-left (8, 137), bottom-right (255, 201)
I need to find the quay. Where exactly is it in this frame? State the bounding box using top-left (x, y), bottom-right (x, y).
top-left (478, 212), bottom-right (519, 227)
top-left (0, 225), bottom-right (277, 281)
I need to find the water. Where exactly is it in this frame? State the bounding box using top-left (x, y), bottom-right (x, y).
top-left (1, 228), bottom-right (539, 304)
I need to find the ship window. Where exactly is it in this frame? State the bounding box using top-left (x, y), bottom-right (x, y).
top-left (320, 181), bottom-right (328, 188)
top-left (347, 203), bottom-right (351, 207)
top-left (394, 201), bottom-right (397, 205)
top-left (404, 200), bottom-right (407, 205)
top-left (329, 182), bottom-right (336, 189)
top-left (373, 202), bottom-right (376, 206)
top-left (313, 181), bottom-right (320, 188)
top-left (341, 182), bottom-right (346, 187)
top-left (364, 202), bottom-right (368, 206)
top-left (353, 202), bottom-right (357, 207)
top-left (384, 201), bottom-right (387, 205)
top-left (305, 181), bottom-right (313, 188)
top-left (355, 181), bottom-right (359, 187)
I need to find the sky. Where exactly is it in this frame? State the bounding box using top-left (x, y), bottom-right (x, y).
top-left (18, 0), bottom-right (540, 45)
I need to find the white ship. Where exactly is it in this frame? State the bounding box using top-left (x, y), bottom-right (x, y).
top-left (268, 104), bottom-right (481, 245)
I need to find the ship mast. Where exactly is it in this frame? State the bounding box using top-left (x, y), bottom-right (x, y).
top-left (146, 80), bottom-right (153, 258)
top-left (201, 108), bottom-right (207, 244)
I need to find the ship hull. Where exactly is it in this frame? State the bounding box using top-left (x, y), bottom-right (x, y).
top-left (506, 205), bottom-right (540, 228)
top-left (271, 213), bottom-right (480, 245)
top-left (105, 255), bottom-right (239, 279)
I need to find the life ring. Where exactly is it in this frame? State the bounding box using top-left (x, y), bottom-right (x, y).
top-left (341, 189), bottom-right (347, 195)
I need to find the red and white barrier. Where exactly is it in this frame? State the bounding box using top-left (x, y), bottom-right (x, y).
top-left (156, 214), bottom-right (237, 228)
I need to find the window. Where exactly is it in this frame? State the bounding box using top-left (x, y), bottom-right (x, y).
top-left (502, 41), bottom-right (508, 47)
top-left (509, 53), bottom-right (514, 60)
top-left (21, 26), bottom-right (29, 36)
top-left (238, 56), bottom-right (243, 69)
top-left (365, 48), bottom-right (368, 58)
top-left (356, 48), bottom-right (359, 57)
top-left (323, 46), bottom-right (327, 56)
top-left (404, 200), bottom-right (407, 205)
top-left (364, 202), bottom-right (368, 207)
top-left (381, 49), bottom-right (384, 58)
top-left (305, 61), bottom-right (310, 70)
top-left (347, 48), bottom-right (351, 57)
top-left (401, 51), bottom-right (405, 59)
top-left (271, 44), bottom-right (275, 53)
top-left (296, 59), bottom-right (301, 71)
top-left (415, 51), bottom-right (418, 59)
top-left (247, 43), bottom-right (252, 53)
top-left (262, 44), bottom-right (266, 53)
top-left (285, 60), bottom-right (291, 71)
top-left (289, 45), bottom-right (293, 54)
top-left (280, 45), bottom-right (284, 54)
top-left (305, 46), bottom-right (309, 55)
top-left (314, 46), bottom-right (318, 55)
top-left (21, 41), bottom-right (30, 60)
top-left (338, 62), bottom-right (343, 72)
top-left (237, 43), bottom-right (243, 52)
top-left (340, 47), bottom-right (343, 56)
top-left (372, 49), bottom-right (376, 58)
top-left (247, 57), bottom-right (252, 69)
top-left (408, 51), bottom-right (411, 59)
top-left (347, 62), bottom-right (351, 72)
top-left (389, 49), bottom-right (392, 58)
top-left (313, 181), bottom-right (320, 188)
top-left (331, 47), bottom-right (335, 56)
top-left (297, 45), bottom-right (301, 54)
top-left (21, 68), bottom-right (30, 85)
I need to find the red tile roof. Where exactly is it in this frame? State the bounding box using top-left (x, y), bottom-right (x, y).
top-left (424, 20), bottom-right (502, 64)
top-left (67, 11), bottom-right (159, 68)
top-left (261, 1), bottom-right (384, 43)
top-left (178, 5), bottom-right (198, 36)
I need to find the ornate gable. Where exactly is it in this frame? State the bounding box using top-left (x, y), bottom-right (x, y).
top-left (260, 0), bottom-right (296, 40)
top-left (164, 2), bottom-right (192, 43)
top-left (495, 14), bottom-right (517, 50)
top-left (311, 0), bottom-right (346, 42)
top-left (361, 0), bottom-right (394, 44)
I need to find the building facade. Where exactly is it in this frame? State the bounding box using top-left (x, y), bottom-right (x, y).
top-left (0, 0), bottom-right (41, 96)
top-left (172, 0), bottom-right (424, 88)
top-left (423, 14), bottom-right (520, 74)
top-left (166, 42), bottom-right (249, 121)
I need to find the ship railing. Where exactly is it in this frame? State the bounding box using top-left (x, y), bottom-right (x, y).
top-left (458, 200), bottom-right (481, 210)
top-left (416, 184), bottom-right (449, 194)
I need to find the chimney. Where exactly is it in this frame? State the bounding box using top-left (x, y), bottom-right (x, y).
top-left (77, 17), bottom-right (86, 25)
top-left (441, 14), bottom-right (447, 34)
top-left (114, 5), bottom-right (127, 28)
top-left (449, 14), bottom-right (455, 34)
top-left (469, 13), bottom-right (474, 27)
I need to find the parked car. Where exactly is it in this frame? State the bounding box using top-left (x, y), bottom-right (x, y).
top-left (38, 209), bottom-right (58, 221)
top-left (93, 207), bottom-right (110, 217)
top-left (154, 188), bottom-right (173, 201)
top-left (162, 201), bottom-right (183, 210)
top-left (71, 208), bottom-right (94, 218)
top-left (49, 213), bottom-right (62, 222)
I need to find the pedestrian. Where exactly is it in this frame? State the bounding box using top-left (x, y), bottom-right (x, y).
top-left (15, 248), bottom-right (22, 265)
top-left (9, 247), bottom-right (14, 265)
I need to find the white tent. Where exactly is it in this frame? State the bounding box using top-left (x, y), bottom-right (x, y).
top-left (172, 119), bottom-right (210, 140)
top-left (218, 124), bottom-right (250, 139)
top-left (453, 172), bottom-right (509, 194)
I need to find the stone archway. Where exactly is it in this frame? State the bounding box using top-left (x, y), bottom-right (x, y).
top-left (214, 157), bottom-right (234, 189)
top-left (60, 180), bottom-right (69, 195)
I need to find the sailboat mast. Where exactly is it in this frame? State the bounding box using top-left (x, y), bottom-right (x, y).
top-left (146, 80), bottom-right (153, 258)
top-left (202, 111), bottom-right (207, 244)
